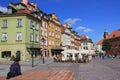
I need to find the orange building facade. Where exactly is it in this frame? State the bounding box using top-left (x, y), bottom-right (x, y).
top-left (104, 29), bottom-right (120, 55)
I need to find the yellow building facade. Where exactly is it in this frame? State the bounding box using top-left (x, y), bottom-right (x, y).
top-left (47, 14), bottom-right (62, 57)
top-left (0, 1), bottom-right (41, 61)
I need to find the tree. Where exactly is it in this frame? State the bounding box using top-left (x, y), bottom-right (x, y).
top-left (102, 39), bottom-right (112, 53)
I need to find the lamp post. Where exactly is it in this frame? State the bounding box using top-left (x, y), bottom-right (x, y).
top-left (31, 25), bottom-right (35, 67)
top-left (41, 38), bottom-right (46, 64)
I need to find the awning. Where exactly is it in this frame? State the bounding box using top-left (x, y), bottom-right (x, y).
top-left (61, 49), bottom-right (79, 54)
top-left (79, 50), bottom-right (95, 55)
top-left (51, 48), bottom-right (64, 51)
top-left (27, 47), bottom-right (41, 51)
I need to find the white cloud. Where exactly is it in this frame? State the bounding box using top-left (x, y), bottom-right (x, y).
top-left (86, 36), bottom-right (89, 38)
top-left (76, 26), bottom-right (86, 30)
top-left (76, 26), bottom-right (94, 33)
top-left (0, 6), bottom-right (7, 13)
top-left (64, 18), bottom-right (81, 25)
top-left (84, 28), bottom-right (93, 32)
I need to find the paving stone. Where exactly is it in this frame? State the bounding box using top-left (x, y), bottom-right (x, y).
top-left (9, 70), bottom-right (75, 80)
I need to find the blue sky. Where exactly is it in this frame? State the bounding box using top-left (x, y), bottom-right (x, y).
top-left (0, 0), bottom-right (120, 43)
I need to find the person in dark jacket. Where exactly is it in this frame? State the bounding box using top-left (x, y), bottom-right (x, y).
top-left (6, 58), bottom-right (22, 79)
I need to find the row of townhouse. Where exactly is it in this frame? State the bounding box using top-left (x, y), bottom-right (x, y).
top-left (0, 0), bottom-right (94, 61)
top-left (61, 24), bottom-right (81, 51)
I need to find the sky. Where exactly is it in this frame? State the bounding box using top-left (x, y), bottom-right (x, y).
top-left (0, 0), bottom-right (120, 43)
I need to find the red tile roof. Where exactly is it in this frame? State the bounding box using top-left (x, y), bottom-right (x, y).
top-left (96, 29), bottom-right (120, 45)
top-left (16, 9), bottom-right (31, 14)
top-left (96, 39), bottom-right (103, 45)
top-left (107, 29), bottom-right (120, 39)
top-left (80, 35), bottom-right (87, 39)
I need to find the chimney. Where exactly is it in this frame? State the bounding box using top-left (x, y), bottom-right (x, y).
top-left (21, 0), bottom-right (28, 5)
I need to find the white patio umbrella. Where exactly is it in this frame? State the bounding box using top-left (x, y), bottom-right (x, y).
top-left (79, 50), bottom-right (89, 55)
top-left (71, 49), bottom-right (79, 53)
top-left (62, 49), bottom-right (82, 61)
top-left (69, 49), bottom-right (79, 61)
top-left (61, 49), bottom-right (73, 61)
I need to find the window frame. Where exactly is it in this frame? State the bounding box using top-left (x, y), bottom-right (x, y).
top-left (16, 32), bottom-right (22, 41)
top-left (17, 19), bottom-right (22, 27)
top-left (2, 19), bottom-right (7, 28)
top-left (30, 33), bottom-right (34, 42)
top-left (2, 32), bottom-right (7, 41)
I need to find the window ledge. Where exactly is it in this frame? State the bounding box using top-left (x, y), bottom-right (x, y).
top-left (1, 40), bottom-right (7, 42)
top-left (16, 26), bottom-right (22, 28)
top-left (16, 40), bottom-right (22, 42)
top-left (1, 26), bottom-right (8, 28)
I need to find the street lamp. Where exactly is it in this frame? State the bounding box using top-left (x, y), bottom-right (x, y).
top-left (41, 37), bottom-right (46, 64)
top-left (31, 25), bottom-right (35, 67)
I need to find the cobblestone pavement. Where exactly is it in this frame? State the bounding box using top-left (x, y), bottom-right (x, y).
top-left (45, 57), bottom-right (120, 80)
top-left (10, 70), bottom-right (75, 80)
top-left (1, 57), bottom-right (120, 80)
top-left (0, 58), bottom-right (53, 79)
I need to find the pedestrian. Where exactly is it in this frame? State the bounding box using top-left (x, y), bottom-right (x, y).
top-left (42, 56), bottom-right (45, 64)
top-left (6, 58), bottom-right (22, 79)
top-left (102, 54), bottom-right (105, 59)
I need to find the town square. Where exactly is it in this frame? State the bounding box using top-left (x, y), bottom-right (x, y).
top-left (1, 56), bottom-right (120, 80)
top-left (0, 0), bottom-right (120, 80)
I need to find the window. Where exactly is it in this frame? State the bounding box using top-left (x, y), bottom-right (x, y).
top-left (2, 33), bottom-right (7, 41)
top-left (45, 41), bottom-right (47, 46)
top-left (58, 35), bottom-right (60, 38)
top-left (45, 23), bottom-right (47, 28)
top-left (35, 23), bottom-right (39, 30)
top-left (56, 34), bottom-right (57, 38)
top-left (42, 21), bottom-right (47, 28)
top-left (58, 28), bottom-right (60, 31)
top-left (1, 51), bottom-right (11, 58)
top-left (42, 31), bottom-right (44, 36)
top-left (49, 23), bottom-right (51, 27)
top-left (49, 31), bottom-right (51, 36)
top-left (83, 43), bottom-right (87, 45)
top-left (52, 41), bottom-right (54, 45)
top-left (41, 40), bottom-right (43, 45)
top-left (41, 30), bottom-right (43, 36)
top-left (86, 47), bottom-right (88, 50)
top-left (44, 15), bottom-right (47, 19)
top-left (83, 47), bottom-right (86, 49)
top-left (30, 21), bottom-right (33, 28)
top-left (113, 34), bottom-right (115, 37)
top-left (40, 13), bottom-right (43, 17)
top-left (7, 8), bottom-right (12, 14)
top-left (2, 19), bottom-right (7, 27)
top-left (48, 31), bottom-right (49, 36)
top-left (45, 31), bottom-right (47, 36)
top-left (34, 13), bottom-right (38, 18)
top-left (30, 33), bottom-right (33, 41)
top-left (35, 34), bottom-right (39, 42)
top-left (52, 32), bottom-right (54, 37)
top-left (49, 40), bottom-right (51, 45)
top-left (42, 21), bottom-right (45, 27)
top-left (17, 19), bottom-right (22, 27)
top-left (16, 32), bottom-right (22, 40)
